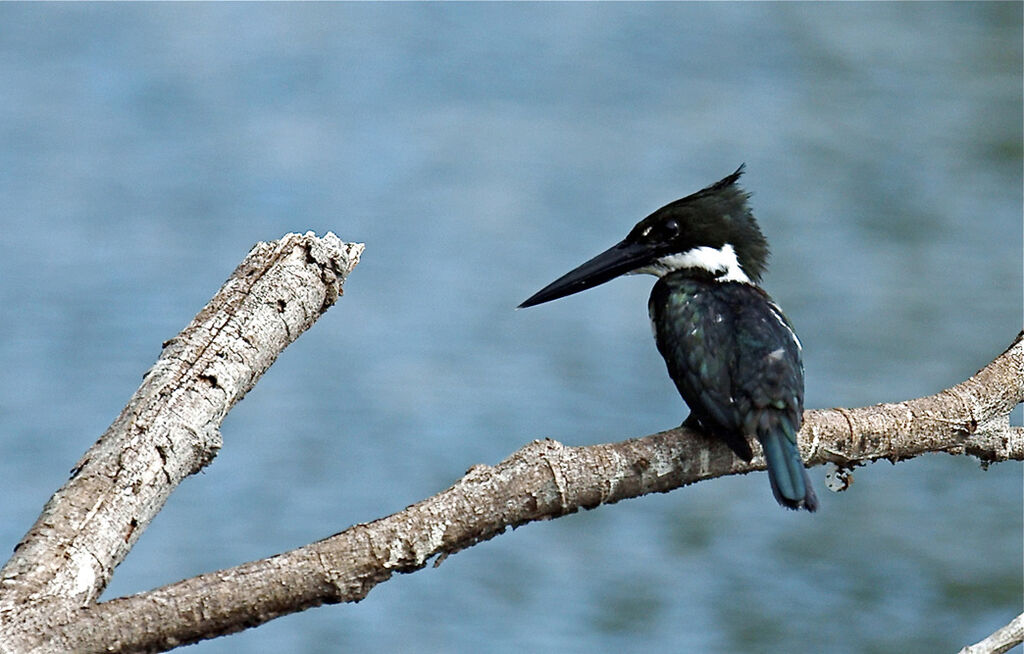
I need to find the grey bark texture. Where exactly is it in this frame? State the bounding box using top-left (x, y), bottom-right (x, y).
top-left (0, 232), bottom-right (1018, 653)
top-left (958, 612), bottom-right (1024, 654)
top-left (0, 232), bottom-right (363, 652)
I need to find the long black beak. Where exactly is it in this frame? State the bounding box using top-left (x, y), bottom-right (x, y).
top-left (518, 239), bottom-right (652, 308)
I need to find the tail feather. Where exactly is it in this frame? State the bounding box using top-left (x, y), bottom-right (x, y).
top-left (759, 423), bottom-right (818, 512)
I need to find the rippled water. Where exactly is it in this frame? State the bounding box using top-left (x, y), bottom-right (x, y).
top-left (0, 4), bottom-right (1020, 653)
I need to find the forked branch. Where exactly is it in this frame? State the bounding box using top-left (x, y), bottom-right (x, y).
top-left (0, 234), bottom-right (1019, 654)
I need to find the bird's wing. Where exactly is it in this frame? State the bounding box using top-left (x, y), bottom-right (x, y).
top-left (730, 289), bottom-right (804, 437)
top-left (649, 277), bottom-right (753, 460)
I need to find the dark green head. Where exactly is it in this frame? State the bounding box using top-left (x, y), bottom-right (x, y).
top-left (520, 166), bottom-right (771, 309)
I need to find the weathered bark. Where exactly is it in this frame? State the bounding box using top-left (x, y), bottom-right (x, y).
top-left (958, 612), bottom-right (1024, 654)
top-left (0, 233), bottom-right (1018, 653)
top-left (45, 333), bottom-right (1024, 652)
top-left (0, 232), bottom-right (364, 653)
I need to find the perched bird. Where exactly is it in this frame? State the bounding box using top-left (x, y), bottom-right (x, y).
top-left (519, 166), bottom-right (818, 511)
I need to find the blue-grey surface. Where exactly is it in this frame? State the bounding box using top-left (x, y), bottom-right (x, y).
top-left (0, 4), bottom-right (1020, 653)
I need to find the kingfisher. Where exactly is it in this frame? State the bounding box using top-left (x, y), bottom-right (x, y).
top-left (519, 166), bottom-right (818, 511)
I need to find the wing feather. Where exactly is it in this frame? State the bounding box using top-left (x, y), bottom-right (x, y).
top-left (649, 277), bottom-right (803, 461)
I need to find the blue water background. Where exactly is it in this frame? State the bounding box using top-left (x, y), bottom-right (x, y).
top-left (0, 4), bottom-right (1020, 653)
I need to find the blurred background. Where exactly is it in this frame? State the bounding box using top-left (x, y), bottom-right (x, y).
top-left (0, 4), bottom-right (1020, 653)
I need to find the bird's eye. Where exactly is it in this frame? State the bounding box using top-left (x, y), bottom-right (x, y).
top-left (663, 219), bottom-right (680, 237)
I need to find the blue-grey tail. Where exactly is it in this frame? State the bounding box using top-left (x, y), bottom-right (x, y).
top-left (759, 421), bottom-right (818, 512)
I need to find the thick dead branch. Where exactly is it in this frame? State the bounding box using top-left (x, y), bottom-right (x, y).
top-left (0, 232), bottom-right (1018, 653)
top-left (0, 233), bottom-right (363, 653)
top-left (44, 334), bottom-right (1024, 652)
top-left (958, 612), bottom-right (1024, 654)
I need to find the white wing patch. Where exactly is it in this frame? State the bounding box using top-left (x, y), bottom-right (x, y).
top-left (768, 301), bottom-right (802, 351)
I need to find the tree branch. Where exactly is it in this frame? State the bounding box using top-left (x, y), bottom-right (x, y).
top-left (44, 336), bottom-right (1024, 652)
top-left (958, 612), bottom-right (1024, 654)
top-left (1, 233), bottom-right (1019, 653)
top-left (0, 232), bottom-right (363, 653)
